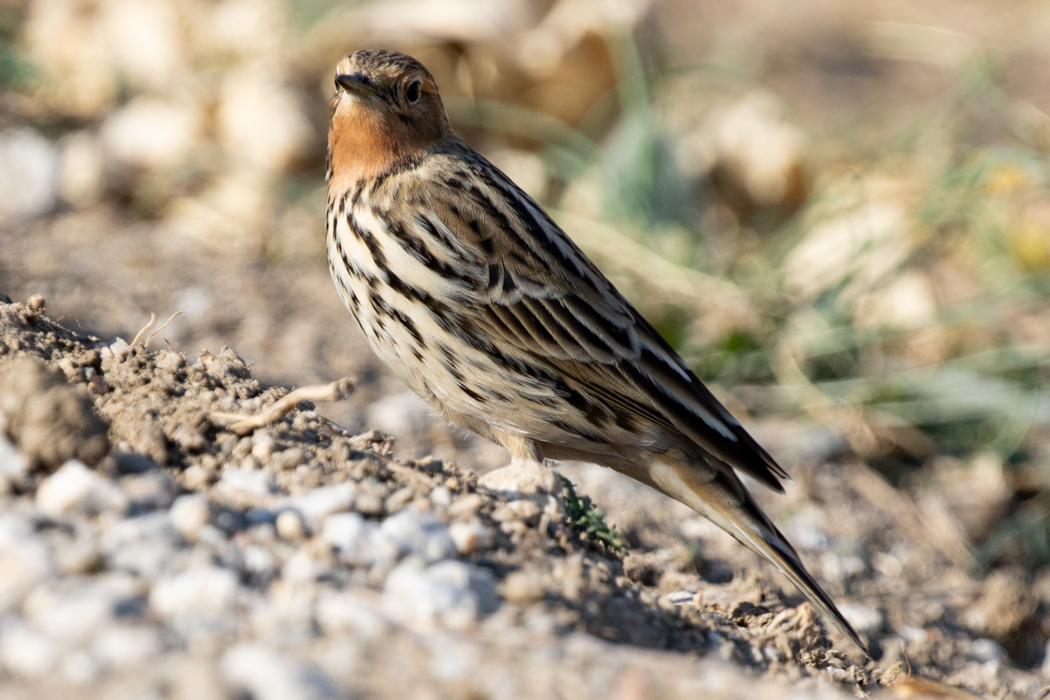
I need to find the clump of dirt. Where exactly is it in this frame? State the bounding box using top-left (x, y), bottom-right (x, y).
top-left (0, 315), bottom-right (110, 472)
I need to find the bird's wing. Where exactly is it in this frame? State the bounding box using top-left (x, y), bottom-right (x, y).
top-left (421, 142), bottom-right (788, 491)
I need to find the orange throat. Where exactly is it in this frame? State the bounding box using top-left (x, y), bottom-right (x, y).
top-left (327, 102), bottom-right (402, 196)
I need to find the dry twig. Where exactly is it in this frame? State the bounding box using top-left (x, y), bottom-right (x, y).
top-left (211, 377), bottom-right (356, 436)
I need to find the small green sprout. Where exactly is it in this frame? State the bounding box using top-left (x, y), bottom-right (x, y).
top-left (559, 476), bottom-right (627, 556)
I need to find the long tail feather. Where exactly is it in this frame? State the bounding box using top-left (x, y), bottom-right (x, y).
top-left (645, 454), bottom-right (871, 657)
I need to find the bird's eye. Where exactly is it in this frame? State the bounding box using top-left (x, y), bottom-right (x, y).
top-left (405, 79), bottom-right (422, 103)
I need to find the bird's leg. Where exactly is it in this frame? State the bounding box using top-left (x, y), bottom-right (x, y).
top-left (501, 432), bottom-right (548, 470)
top-left (476, 432), bottom-right (561, 497)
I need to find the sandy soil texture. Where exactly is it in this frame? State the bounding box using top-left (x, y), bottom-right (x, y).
top-left (0, 291), bottom-right (1044, 699)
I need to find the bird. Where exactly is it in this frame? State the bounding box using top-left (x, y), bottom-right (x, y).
top-left (325, 48), bottom-right (867, 654)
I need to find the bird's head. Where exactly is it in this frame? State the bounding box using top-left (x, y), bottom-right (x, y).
top-left (328, 49), bottom-right (451, 190)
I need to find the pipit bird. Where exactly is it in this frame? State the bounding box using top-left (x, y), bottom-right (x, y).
top-left (326, 49), bottom-right (867, 653)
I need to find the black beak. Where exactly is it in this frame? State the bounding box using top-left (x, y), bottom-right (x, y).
top-left (335, 73), bottom-right (379, 98)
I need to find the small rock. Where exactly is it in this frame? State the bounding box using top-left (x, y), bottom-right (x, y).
top-left (365, 391), bottom-right (433, 441)
top-left (838, 602), bottom-right (884, 636)
top-left (0, 514), bottom-right (53, 612)
top-left (0, 128), bottom-right (60, 222)
top-left (24, 580), bottom-right (123, 643)
top-left (219, 468), bottom-right (277, 497)
top-left (449, 521), bottom-right (493, 555)
top-left (217, 68), bottom-right (313, 174)
top-left (55, 534), bottom-right (103, 575)
top-left (114, 452), bottom-right (158, 474)
top-left (276, 510), bottom-right (306, 540)
top-left (664, 590), bottom-right (699, 607)
top-left (380, 510), bottom-right (457, 564)
top-left (448, 494), bottom-right (484, 520)
top-left (282, 545), bottom-right (332, 583)
top-left (429, 486), bottom-right (452, 507)
top-left (276, 447), bottom-right (305, 470)
top-left (477, 461), bottom-right (559, 497)
top-left (383, 560), bottom-right (499, 630)
top-left (500, 570), bottom-right (545, 603)
top-left (36, 460), bottom-right (128, 518)
top-left (280, 482), bottom-right (355, 531)
top-left (58, 130), bottom-right (104, 208)
top-left (222, 644), bottom-right (341, 700)
top-left (315, 590), bottom-right (390, 640)
top-left (170, 494), bottom-right (212, 542)
top-left (971, 638), bottom-right (1005, 663)
top-left (242, 544), bottom-right (277, 580)
top-left (251, 431), bottom-right (276, 461)
top-left (180, 464), bottom-right (215, 491)
top-left (100, 97), bottom-right (201, 171)
top-left (59, 650), bottom-right (100, 685)
top-left (353, 485), bottom-right (386, 516)
top-left (0, 358), bottom-right (110, 470)
top-left (384, 486), bottom-right (415, 514)
top-left (491, 499), bottom-right (541, 524)
top-left (122, 471), bottom-right (177, 511)
top-left (92, 624), bottom-right (161, 669)
top-left (0, 622), bottom-right (60, 678)
top-left (150, 565), bottom-right (239, 618)
top-left (321, 512), bottom-right (399, 568)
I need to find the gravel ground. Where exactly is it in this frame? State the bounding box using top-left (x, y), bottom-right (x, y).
top-left (0, 294), bottom-right (1046, 699)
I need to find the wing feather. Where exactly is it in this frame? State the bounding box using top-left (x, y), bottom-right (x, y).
top-left (424, 139), bottom-right (788, 491)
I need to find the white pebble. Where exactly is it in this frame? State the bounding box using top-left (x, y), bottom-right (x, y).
top-left (429, 486), bottom-right (452, 507)
top-left (150, 566), bottom-right (239, 618)
top-left (276, 510), bottom-right (306, 540)
top-left (242, 544), bottom-right (276, 579)
top-left (93, 625), bottom-right (161, 668)
top-left (0, 623), bottom-right (61, 678)
top-left (314, 590), bottom-right (390, 640)
top-left (251, 431), bottom-right (276, 460)
top-left (99, 511), bottom-right (178, 578)
top-left (449, 522), bottom-right (492, 555)
top-left (380, 510), bottom-right (456, 564)
top-left (219, 468), bottom-right (277, 497)
top-left (100, 98), bottom-right (201, 171)
top-left (24, 582), bottom-right (115, 643)
top-left (972, 637), bottom-right (1005, 663)
top-left (36, 460), bottom-right (127, 518)
top-left (0, 514), bottom-right (52, 613)
top-left (477, 461), bottom-right (559, 496)
top-left (221, 644), bottom-right (340, 700)
top-left (122, 472), bottom-right (177, 511)
top-left (108, 338), bottom-right (129, 355)
top-left (365, 391), bottom-right (433, 440)
top-left (838, 602), bottom-right (884, 636)
top-left (0, 127), bottom-right (59, 222)
top-left (282, 547), bottom-right (330, 583)
top-left (59, 650), bottom-right (99, 685)
top-left (280, 482), bottom-right (356, 531)
top-left (321, 512), bottom-right (398, 568)
top-left (383, 560), bottom-right (499, 630)
top-left (170, 494), bottom-right (212, 541)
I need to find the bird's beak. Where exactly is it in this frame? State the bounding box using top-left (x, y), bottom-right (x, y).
top-left (335, 73), bottom-right (379, 99)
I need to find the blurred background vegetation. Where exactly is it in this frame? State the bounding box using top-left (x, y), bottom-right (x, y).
top-left (0, 0), bottom-right (1048, 572)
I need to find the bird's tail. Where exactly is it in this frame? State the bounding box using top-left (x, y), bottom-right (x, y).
top-left (644, 453), bottom-right (871, 657)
